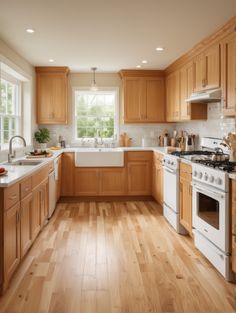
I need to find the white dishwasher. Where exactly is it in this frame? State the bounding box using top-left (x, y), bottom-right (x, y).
top-left (48, 158), bottom-right (59, 218)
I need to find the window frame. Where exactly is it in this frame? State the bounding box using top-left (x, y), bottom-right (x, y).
top-left (72, 86), bottom-right (119, 143)
top-left (0, 70), bottom-right (22, 150)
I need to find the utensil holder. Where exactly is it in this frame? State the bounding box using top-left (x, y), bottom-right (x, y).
top-left (229, 150), bottom-right (236, 162)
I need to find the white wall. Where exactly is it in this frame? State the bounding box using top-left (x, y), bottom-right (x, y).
top-left (0, 38), bottom-right (36, 162)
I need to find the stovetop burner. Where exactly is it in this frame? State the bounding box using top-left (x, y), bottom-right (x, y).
top-left (171, 150), bottom-right (213, 157)
top-left (194, 159), bottom-right (236, 172)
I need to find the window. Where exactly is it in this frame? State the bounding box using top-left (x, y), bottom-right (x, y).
top-left (0, 75), bottom-right (21, 149)
top-left (74, 88), bottom-right (119, 140)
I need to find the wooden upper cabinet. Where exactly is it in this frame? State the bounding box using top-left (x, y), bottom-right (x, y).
top-left (123, 77), bottom-right (142, 122)
top-left (120, 70), bottom-right (165, 123)
top-left (145, 78), bottom-right (165, 122)
top-left (179, 62), bottom-right (207, 121)
top-left (166, 71), bottom-right (180, 122)
top-left (194, 43), bottom-right (221, 92)
top-left (223, 32), bottom-right (236, 116)
top-left (36, 67), bottom-right (69, 124)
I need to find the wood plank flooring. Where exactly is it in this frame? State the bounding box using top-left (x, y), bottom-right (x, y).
top-left (0, 201), bottom-right (236, 313)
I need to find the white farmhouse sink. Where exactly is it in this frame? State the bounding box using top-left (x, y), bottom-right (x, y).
top-left (75, 148), bottom-right (124, 167)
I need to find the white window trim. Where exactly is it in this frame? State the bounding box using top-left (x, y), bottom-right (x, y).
top-left (72, 86), bottom-right (119, 143)
top-left (0, 75), bottom-right (22, 150)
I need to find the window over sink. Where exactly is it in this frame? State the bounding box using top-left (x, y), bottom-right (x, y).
top-left (73, 88), bottom-right (119, 141)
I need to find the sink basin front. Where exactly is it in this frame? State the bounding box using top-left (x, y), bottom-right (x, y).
top-left (75, 149), bottom-right (124, 167)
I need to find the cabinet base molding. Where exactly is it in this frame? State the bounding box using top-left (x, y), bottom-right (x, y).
top-left (59, 195), bottom-right (154, 203)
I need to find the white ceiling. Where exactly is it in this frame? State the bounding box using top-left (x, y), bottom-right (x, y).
top-left (0, 0), bottom-right (236, 72)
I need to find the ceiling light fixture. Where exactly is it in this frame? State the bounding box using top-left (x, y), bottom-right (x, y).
top-left (49, 59), bottom-right (54, 63)
top-left (142, 60), bottom-right (148, 64)
top-left (136, 65), bottom-right (141, 68)
top-left (156, 47), bottom-right (164, 51)
top-left (26, 28), bottom-right (35, 33)
top-left (90, 67), bottom-right (98, 91)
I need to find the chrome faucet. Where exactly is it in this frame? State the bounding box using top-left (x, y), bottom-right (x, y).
top-left (8, 135), bottom-right (27, 163)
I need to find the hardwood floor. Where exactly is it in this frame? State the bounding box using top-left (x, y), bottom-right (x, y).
top-left (0, 201), bottom-right (235, 313)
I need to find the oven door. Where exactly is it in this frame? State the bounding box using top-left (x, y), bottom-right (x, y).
top-left (192, 183), bottom-right (229, 252)
top-left (163, 166), bottom-right (179, 213)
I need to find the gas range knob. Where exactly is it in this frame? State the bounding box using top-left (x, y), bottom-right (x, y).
top-left (216, 177), bottom-right (222, 185)
top-left (198, 172), bottom-right (203, 179)
top-left (193, 171), bottom-right (198, 177)
top-left (167, 160), bottom-right (171, 165)
top-left (209, 175), bottom-right (214, 183)
top-left (204, 173), bottom-right (208, 181)
top-left (171, 161), bottom-right (174, 166)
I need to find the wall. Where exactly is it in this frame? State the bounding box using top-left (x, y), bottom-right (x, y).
top-left (0, 38), bottom-right (36, 162)
top-left (43, 72), bottom-right (175, 147)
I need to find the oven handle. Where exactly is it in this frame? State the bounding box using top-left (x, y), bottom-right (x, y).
top-left (192, 184), bottom-right (225, 199)
top-left (163, 166), bottom-right (176, 174)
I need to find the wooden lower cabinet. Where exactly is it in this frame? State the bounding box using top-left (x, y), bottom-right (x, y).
top-left (61, 153), bottom-right (75, 196)
top-left (75, 169), bottom-right (99, 196)
top-left (100, 168), bottom-right (126, 195)
top-left (56, 155), bottom-right (62, 201)
top-left (20, 193), bottom-right (33, 258)
top-left (40, 180), bottom-right (49, 226)
top-left (4, 202), bottom-right (21, 285)
top-left (127, 161), bottom-right (151, 195)
top-left (32, 187), bottom-right (41, 241)
top-left (74, 168), bottom-right (126, 196)
top-left (179, 163), bottom-right (192, 234)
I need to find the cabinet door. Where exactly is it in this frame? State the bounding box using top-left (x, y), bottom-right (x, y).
top-left (56, 155), bottom-right (62, 201)
top-left (123, 78), bottom-right (142, 122)
top-left (74, 169), bottom-right (99, 196)
top-left (194, 53), bottom-right (206, 92)
top-left (127, 162), bottom-right (151, 195)
top-left (4, 202), bottom-right (20, 284)
top-left (166, 72), bottom-right (179, 121)
top-left (100, 168), bottom-right (126, 195)
top-left (152, 165), bottom-right (157, 200)
top-left (40, 181), bottom-right (49, 226)
top-left (179, 177), bottom-right (192, 234)
top-left (205, 43), bottom-right (220, 90)
top-left (61, 153), bottom-right (75, 196)
top-left (180, 62), bottom-right (193, 120)
top-left (20, 193), bottom-right (33, 258)
top-left (224, 33), bottom-right (236, 113)
top-left (145, 78), bottom-right (165, 122)
top-left (156, 167), bottom-right (163, 205)
top-left (36, 68), bottom-right (68, 124)
top-left (32, 187), bottom-right (41, 241)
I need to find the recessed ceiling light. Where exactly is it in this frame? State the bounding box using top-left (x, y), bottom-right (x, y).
top-left (49, 59), bottom-right (54, 63)
top-left (26, 28), bottom-right (35, 33)
top-left (156, 47), bottom-right (164, 51)
top-left (142, 60), bottom-right (148, 64)
top-left (136, 65), bottom-right (141, 68)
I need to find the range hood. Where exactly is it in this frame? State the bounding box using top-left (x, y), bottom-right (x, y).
top-left (185, 89), bottom-right (222, 103)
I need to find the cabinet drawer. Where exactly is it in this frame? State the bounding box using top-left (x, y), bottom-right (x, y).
top-left (126, 151), bottom-right (153, 161)
top-left (32, 166), bottom-right (49, 190)
top-left (20, 177), bottom-right (32, 199)
top-left (4, 183), bottom-right (20, 211)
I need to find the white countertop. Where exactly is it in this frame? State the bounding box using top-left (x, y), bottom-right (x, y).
top-left (6, 146), bottom-right (236, 186)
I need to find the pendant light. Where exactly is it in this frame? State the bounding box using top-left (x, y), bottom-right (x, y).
top-left (90, 67), bottom-right (98, 91)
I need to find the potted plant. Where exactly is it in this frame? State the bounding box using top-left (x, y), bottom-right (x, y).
top-left (34, 128), bottom-right (50, 150)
